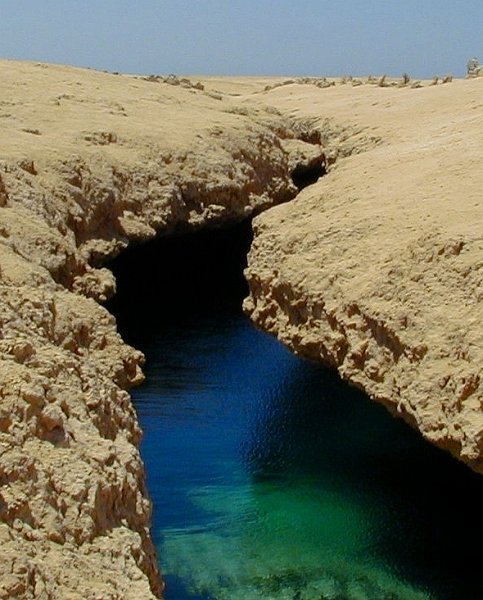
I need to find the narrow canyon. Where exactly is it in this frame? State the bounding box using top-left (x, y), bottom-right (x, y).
top-left (0, 60), bottom-right (481, 598)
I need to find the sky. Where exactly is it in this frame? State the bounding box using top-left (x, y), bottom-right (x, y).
top-left (0, 1), bottom-right (482, 78)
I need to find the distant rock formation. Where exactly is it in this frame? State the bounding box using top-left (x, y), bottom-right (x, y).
top-left (467, 57), bottom-right (482, 77)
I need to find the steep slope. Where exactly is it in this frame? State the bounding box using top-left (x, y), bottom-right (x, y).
top-left (244, 77), bottom-right (483, 473)
top-left (0, 60), bottom-right (321, 599)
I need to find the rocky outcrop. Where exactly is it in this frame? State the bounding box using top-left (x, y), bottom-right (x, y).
top-left (0, 60), bottom-right (324, 599)
top-left (245, 76), bottom-right (483, 474)
top-left (0, 282), bottom-right (159, 599)
top-left (2, 59), bottom-right (482, 597)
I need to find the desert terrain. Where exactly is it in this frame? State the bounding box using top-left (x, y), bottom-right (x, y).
top-left (0, 59), bottom-right (481, 598)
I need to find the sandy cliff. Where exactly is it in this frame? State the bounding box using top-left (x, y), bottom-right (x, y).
top-left (244, 76), bottom-right (483, 473)
top-left (0, 61), bottom-right (320, 599)
top-left (0, 59), bottom-right (482, 598)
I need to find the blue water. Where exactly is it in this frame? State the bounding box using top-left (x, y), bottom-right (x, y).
top-left (108, 223), bottom-right (483, 600)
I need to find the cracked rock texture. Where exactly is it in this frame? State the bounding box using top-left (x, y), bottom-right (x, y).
top-left (244, 76), bottom-right (483, 473)
top-left (0, 61), bottom-right (323, 599)
top-left (1, 59), bottom-right (482, 598)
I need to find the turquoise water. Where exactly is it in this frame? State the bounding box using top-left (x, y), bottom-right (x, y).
top-left (108, 223), bottom-right (483, 600)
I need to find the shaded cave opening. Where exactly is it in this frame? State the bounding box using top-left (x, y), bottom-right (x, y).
top-left (107, 150), bottom-right (328, 335)
top-left (106, 219), bottom-right (253, 345)
top-left (291, 158), bottom-right (327, 190)
top-left (106, 218), bottom-right (483, 600)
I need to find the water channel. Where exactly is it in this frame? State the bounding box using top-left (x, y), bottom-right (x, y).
top-left (108, 221), bottom-right (483, 600)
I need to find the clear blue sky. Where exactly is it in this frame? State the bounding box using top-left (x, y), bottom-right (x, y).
top-left (0, 1), bottom-right (481, 78)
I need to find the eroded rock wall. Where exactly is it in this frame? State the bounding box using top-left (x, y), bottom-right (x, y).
top-left (245, 77), bottom-right (483, 474)
top-left (0, 279), bottom-right (159, 599)
top-left (0, 60), bottom-right (323, 599)
top-left (245, 208), bottom-right (483, 471)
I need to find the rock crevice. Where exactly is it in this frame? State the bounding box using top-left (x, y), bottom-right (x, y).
top-left (0, 60), bottom-right (330, 599)
top-left (1, 60), bottom-right (482, 598)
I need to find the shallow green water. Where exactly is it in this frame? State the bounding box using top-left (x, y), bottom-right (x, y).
top-left (108, 223), bottom-right (483, 600)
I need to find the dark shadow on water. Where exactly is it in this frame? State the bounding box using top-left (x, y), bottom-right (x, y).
top-left (107, 220), bottom-right (252, 346)
top-left (107, 220), bottom-right (483, 600)
top-left (243, 357), bottom-right (483, 599)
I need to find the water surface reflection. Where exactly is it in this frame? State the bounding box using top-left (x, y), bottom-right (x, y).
top-left (107, 223), bottom-right (483, 600)
top-left (125, 313), bottom-right (483, 600)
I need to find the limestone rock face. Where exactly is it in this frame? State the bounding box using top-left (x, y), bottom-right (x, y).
top-left (0, 61), bottom-right (324, 599)
top-left (0, 251), bottom-right (161, 599)
top-left (2, 59), bottom-right (482, 597)
top-left (245, 77), bottom-right (483, 473)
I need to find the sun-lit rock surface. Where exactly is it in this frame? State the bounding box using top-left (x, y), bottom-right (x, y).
top-left (0, 60), bottom-right (320, 599)
top-left (244, 76), bottom-right (483, 473)
top-left (0, 58), bottom-right (482, 598)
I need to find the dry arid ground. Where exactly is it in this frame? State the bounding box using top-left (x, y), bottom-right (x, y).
top-left (0, 59), bottom-right (481, 598)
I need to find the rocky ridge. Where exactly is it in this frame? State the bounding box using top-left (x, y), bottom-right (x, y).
top-left (244, 76), bottom-right (483, 473)
top-left (1, 59), bottom-right (482, 598)
top-left (0, 61), bottom-right (324, 599)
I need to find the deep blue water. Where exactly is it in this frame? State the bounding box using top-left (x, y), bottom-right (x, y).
top-left (108, 223), bottom-right (483, 600)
